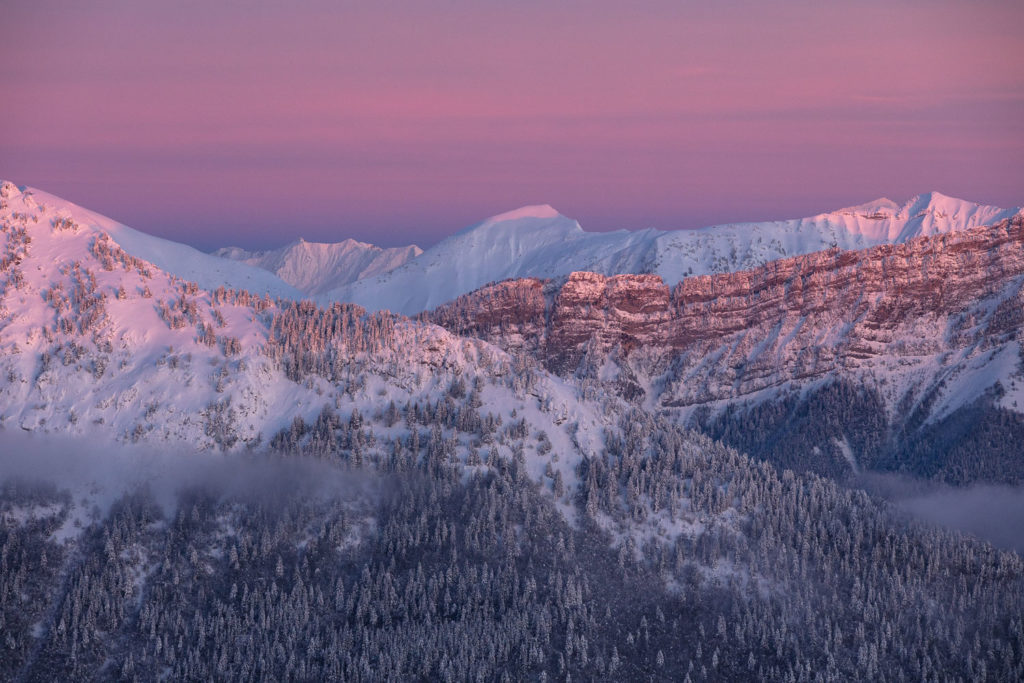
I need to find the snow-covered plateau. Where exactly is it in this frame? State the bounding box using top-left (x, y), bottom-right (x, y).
top-left (427, 214), bottom-right (1024, 482)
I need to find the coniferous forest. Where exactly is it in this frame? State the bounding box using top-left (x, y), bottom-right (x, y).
top-left (4, 0), bottom-right (1024, 679)
top-left (3, 398), bottom-right (1022, 681)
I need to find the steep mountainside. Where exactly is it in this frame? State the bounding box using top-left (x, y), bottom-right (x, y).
top-left (328, 193), bottom-right (1019, 315)
top-left (6, 181), bottom-right (1015, 317)
top-left (214, 238), bottom-right (422, 296)
top-left (2, 185), bottom-right (1023, 682)
top-left (10, 183), bottom-right (302, 298)
top-left (0, 179), bottom-right (601, 478)
top-left (427, 216), bottom-right (1024, 482)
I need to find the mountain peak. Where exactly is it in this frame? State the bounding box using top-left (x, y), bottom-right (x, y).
top-left (215, 234), bottom-right (422, 296)
top-left (831, 191), bottom-right (1013, 223)
top-left (454, 204), bottom-right (577, 239)
top-left (903, 190), bottom-right (973, 215)
top-left (482, 204), bottom-right (562, 224)
top-left (918, 189), bottom-right (954, 203)
top-left (834, 197), bottom-right (902, 216)
top-left (1, 181), bottom-right (303, 298)
top-left (0, 180), bottom-right (22, 199)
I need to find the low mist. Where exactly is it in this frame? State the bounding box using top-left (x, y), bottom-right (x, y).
top-left (857, 472), bottom-right (1024, 554)
top-left (0, 430), bottom-right (378, 515)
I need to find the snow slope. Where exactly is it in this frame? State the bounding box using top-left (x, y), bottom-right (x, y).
top-left (324, 193), bottom-right (1020, 315)
top-left (3, 177), bottom-right (1023, 492)
top-left (214, 238), bottom-right (422, 296)
top-left (5, 180), bottom-right (1018, 317)
top-left (650, 192), bottom-right (1019, 284)
top-left (10, 183), bottom-right (302, 299)
top-left (0, 179), bottom-right (608, 482)
top-left (320, 205), bottom-right (660, 315)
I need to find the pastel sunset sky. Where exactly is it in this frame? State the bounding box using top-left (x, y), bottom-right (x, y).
top-left (2, 0), bottom-right (1023, 249)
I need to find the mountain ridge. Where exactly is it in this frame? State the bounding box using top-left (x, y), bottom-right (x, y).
top-left (326, 191), bottom-right (1020, 314)
top-left (426, 215), bottom-right (1024, 482)
top-left (4, 180), bottom-right (1018, 315)
top-left (0, 179), bottom-right (602, 467)
top-left (5, 182), bottom-right (304, 299)
top-left (213, 237), bottom-right (423, 296)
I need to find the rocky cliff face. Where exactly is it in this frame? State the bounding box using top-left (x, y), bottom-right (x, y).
top-left (428, 216), bottom-right (1024, 450)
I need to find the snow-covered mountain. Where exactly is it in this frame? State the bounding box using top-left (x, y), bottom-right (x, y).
top-left (0, 178), bottom-right (604, 488)
top-left (9, 184), bottom-right (303, 299)
top-left (214, 238), bottom-right (422, 296)
top-left (427, 214), bottom-right (1024, 483)
top-left (3, 176), bottom-right (1022, 485)
top-left (3, 180), bottom-right (1023, 683)
top-left (8, 181), bottom-right (1016, 317)
top-left (325, 193), bottom-right (1020, 315)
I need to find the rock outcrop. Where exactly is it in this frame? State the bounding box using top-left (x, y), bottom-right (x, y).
top-left (427, 216), bottom-right (1024, 414)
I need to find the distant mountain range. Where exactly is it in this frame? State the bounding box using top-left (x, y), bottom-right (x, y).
top-left (3, 177), bottom-right (1024, 681)
top-left (427, 214), bottom-right (1024, 483)
top-left (2, 177), bottom-right (1022, 486)
top-left (319, 193), bottom-right (1020, 314)
top-left (213, 239), bottom-right (422, 296)
top-left (13, 182), bottom-right (1020, 317)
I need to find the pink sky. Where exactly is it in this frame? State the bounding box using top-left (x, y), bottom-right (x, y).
top-left (2, 0), bottom-right (1023, 249)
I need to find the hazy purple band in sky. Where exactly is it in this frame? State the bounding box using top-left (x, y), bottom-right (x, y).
top-left (2, 0), bottom-right (1022, 250)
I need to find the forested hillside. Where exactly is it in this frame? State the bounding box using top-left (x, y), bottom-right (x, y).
top-left (2, 180), bottom-right (1023, 680)
top-left (4, 407), bottom-right (1023, 681)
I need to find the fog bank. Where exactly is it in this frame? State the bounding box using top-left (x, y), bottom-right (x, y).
top-left (857, 472), bottom-right (1024, 554)
top-left (0, 430), bottom-right (377, 515)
